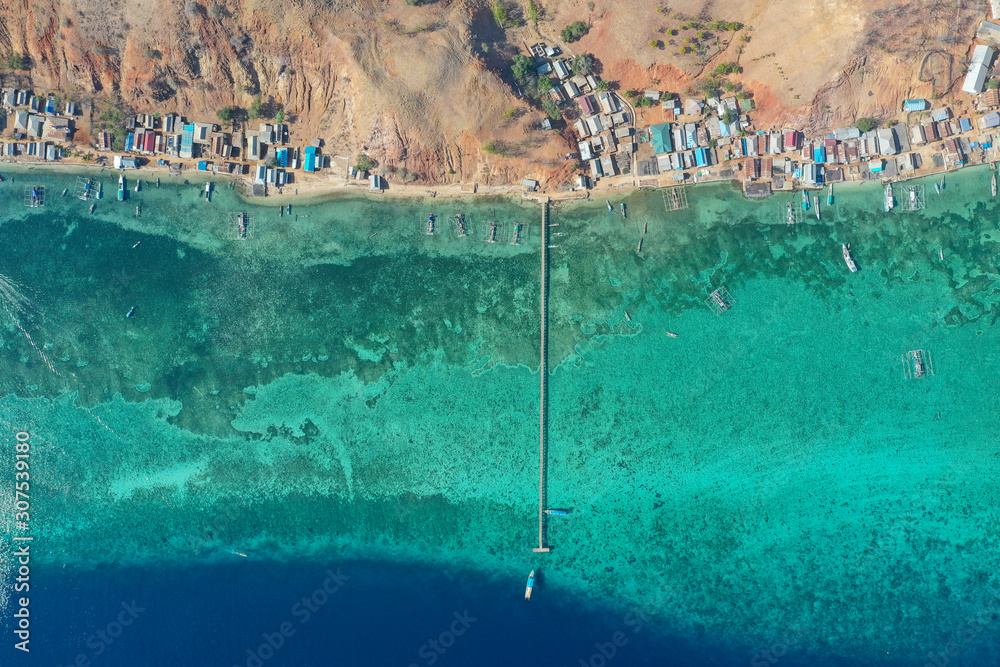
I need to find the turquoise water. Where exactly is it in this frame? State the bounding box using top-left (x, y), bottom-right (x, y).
top-left (3, 165), bottom-right (1000, 664)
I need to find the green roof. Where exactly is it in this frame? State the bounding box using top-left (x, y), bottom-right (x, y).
top-left (650, 123), bottom-right (672, 154)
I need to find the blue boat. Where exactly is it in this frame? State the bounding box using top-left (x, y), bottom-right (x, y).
top-left (544, 509), bottom-right (568, 516)
top-left (525, 570), bottom-right (535, 600)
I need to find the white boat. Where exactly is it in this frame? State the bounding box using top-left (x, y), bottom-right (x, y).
top-left (118, 175), bottom-right (125, 201)
top-left (992, 173), bottom-right (997, 197)
top-left (814, 196), bottom-right (820, 220)
top-left (636, 237), bottom-right (643, 253)
top-left (135, 180), bottom-right (140, 192)
top-left (884, 184), bottom-right (894, 213)
top-left (96, 181), bottom-right (102, 199)
top-left (842, 243), bottom-right (857, 273)
top-left (606, 200), bottom-right (613, 213)
top-left (909, 187), bottom-right (918, 207)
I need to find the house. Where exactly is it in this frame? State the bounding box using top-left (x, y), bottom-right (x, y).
top-left (614, 127), bottom-right (632, 140)
top-left (553, 60), bottom-right (571, 79)
top-left (683, 98), bottom-right (703, 115)
top-left (910, 124), bottom-right (927, 144)
top-left (944, 137), bottom-right (965, 164)
top-left (579, 140), bottom-right (594, 161)
top-left (45, 144), bottom-right (57, 161)
top-left (522, 179), bottom-right (539, 191)
top-left (180, 124), bottom-right (195, 159)
top-left (245, 131), bottom-right (261, 160)
top-left (143, 131), bottom-right (156, 153)
top-left (962, 45), bottom-right (997, 94)
top-left (959, 117), bottom-right (972, 132)
top-left (610, 111), bottom-right (627, 126)
top-left (98, 131), bottom-right (112, 151)
top-left (113, 156), bottom-right (138, 169)
top-left (370, 174), bottom-right (382, 191)
top-left (563, 81), bottom-right (581, 98)
top-left (163, 114), bottom-right (177, 133)
top-left (982, 88), bottom-right (1000, 108)
top-left (254, 164), bottom-right (266, 184)
top-left (41, 118), bottom-right (72, 142)
top-left (876, 127), bottom-right (898, 155)
top-left (802, 162), bottom-right (820, 185)
top-left (598, 92), bottom-right (619, 114)
top-left (44, 97), bottom-right (55, 115)
top-left (662, 98), bottom-right (680, 116)
top-left (585, 115), bottom-right (603, 135)
top-left (825, 168), bottom-right (844, 183)
top-left (536, 62), bottom-right (552, 76)
top-left (600, 154), bottom-right (617, 176)
top-left (977, 21), bottom-right (1000, 46)
top-left (923, 121), bottom-right (940, 141)
top-left (303, 145), bottom-right (318, 172)
top-left (192, 122), bottom-right (213, 143)
top-left (64, 101), bottom-right (76, 116)
top-left (868, 159), bottom-right (884, 173)
top-left (784, 130), bottom-right (800, 150)
top-left (589, 158), bottom-right (603, 180)
top-left (26, 115), bottom-right (44, 138)
top-left (259, 123), bottom-right (275, 144)
top-left (1, 88), bottom-right (15, 108)
top-left (903, 99), bottom-right (929, 112)
top-left (574, 118), bottom-right (590, 138)
top-left (644, 90), bottom-right (661, 101)
top-left (684, 123), bottom-right (698, 149)
top-left (13, 110), bottom-right (29, 133)
top-left (745, 158), bottom-right (760, 180)
top-left (983, 111), bottom-right (1000, 129)
top-left (579, 95), bottom-right (598, 116)
top-left (649, 123), bottom-right (672, 154)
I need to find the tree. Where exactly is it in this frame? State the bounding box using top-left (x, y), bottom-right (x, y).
top-left (355, 154), bottom-right (375, 172)
top-left (721, 109), bottom-right (735, 126)
top-left (492, 1), bottom-right (511, 28)
top-left (217, 106), bottom-right (235, 124)
top-left (649, 39), bottom-right (662, 49)
top-left (248, 95), bottom-right (264, 119)
top-left (275, 109), bottom-right (285, 124)
top-left (595, 79), bottom-right (609, 92)
top-left (571, 53), bottom-right (595, 76)
top-left (482, 140), bottom-right (512, 157)
top-left (560, 20), bottom-right (589, 43)
top-left (542, 99), bottom-right (561, 120)
top-left (526, 0), bottom-right (542, 23)
top-left (855, 117), bottom-right (877, 133)
top-left (714, 62), bottom-right (739, 75)
top-left (989, 79), bottom-right (1000, 90)
top-left (538, 76), bottom-right (554, 93)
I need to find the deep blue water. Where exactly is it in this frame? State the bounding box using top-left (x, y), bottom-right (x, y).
top-left (0, 559), bottom-right (876, 667)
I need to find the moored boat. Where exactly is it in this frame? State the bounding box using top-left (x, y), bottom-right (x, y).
top-left (909, 187), bottom-right (918, 208)
top-left (621, 202), bottom-right (626, 218)
top-left (544, 509), bottom-right (568, 515)
top-left (135, 180), bottom-right (140, 192)
top-left (426, 214), bottom-right (435, 235)
top-left (636, 237), bottom-right (643, 253)
top-left (665, 331), bottom-right (678, 338)
top-left (125, 306), bottom-right (136, 318)
top-left (992, 173), bottom-right (997, 197)
top-left (814, 196), bottom-right (820, 220)
top-left (827, 183), bottom-right (833, 205)
top-left (884, 184), bottom-right (894, 213)
top-left (606, 200), bottom-right (613, 213)
top-left (801, 190), bottom-right (809, 211)
top-left (118, 175), bottom-right (125, 201)
top-left (96, 181), bottom-right (102, 199)
top-left (525, 570), bottom-right (535, 600)
top-left (842, 243), bottom-right (858, 273)
top-left (786, 202), bottom-right (795, 225)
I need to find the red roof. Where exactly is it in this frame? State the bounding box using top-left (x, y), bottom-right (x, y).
top-left (143, 131), bottom-right (155, 152)
top-left (784, 130), bottom-right (798, 148)
top-left (580, 95), bottom-right (598, 116)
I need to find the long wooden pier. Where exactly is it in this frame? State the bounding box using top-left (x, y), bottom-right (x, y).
top-left (534, 199), bottom-right (551, 553)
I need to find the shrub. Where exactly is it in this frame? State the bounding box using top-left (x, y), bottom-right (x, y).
top-left (542, 99), bottom-right (560, 120)
top-left (560, 20), bottom-right (589, 43)
top-left (208, 3), bottom-right (226, 18)
top-left (217, 106), bottom-right (235, 123)
top-left (526, 0), bottom-right (542, 23)
top-left (502, 106), bottom-right (517, 121)
top-left (60, 17), bottom-right (71, 27)
top-left (483, 140), bottom-right (512, 157)
top-left (571, 52), bottom-right (595, 76)
top-left (492, 1), bottom-right (510, 28)
top-left (6, 53), bottom-right (27, 69)
top-left (538, 76), bottom-right (554, 93)
top-left (248, 95), bottom-right (264, 119)
top-left (649, 39), bottom-right (661, 49)
top-left (989, 79), bottom-right (1000, 90)
top-left (714, 61), bottom-right (739, 75)
top-left (275, 109), bottom-right (285, 124)
top-left (855, 117), bottom-right (877, 133)
top-left (355, 154), bottom-right (375, 172)
top-left (91, 45), bottom-right (108, 56)
top-left (145, 49), bottom-right (161, 60)
top-left (595, 79), bottom-right (609, 92)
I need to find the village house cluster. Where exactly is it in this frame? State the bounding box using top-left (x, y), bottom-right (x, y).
top-left (0, 88), bottom-right (74, 161)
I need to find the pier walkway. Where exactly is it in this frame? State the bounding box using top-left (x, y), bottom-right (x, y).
top-left (534, 199), bottom-right (551, 553)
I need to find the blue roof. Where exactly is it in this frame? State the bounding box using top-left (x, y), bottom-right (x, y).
top-left (304, 146), bottom-right (317, 172)
top-left (197, 161), bottom-right (208, 170)
top-left (181, 124), bottom-right (194, 154)
top-left (959, 118), bottom-right (972, 132)
top-left (695, 148), bottom-right (707, 167)
top-left (815, 146), bottom-right (826, 164)
top-left (125, 132), bottom-right (134, 151)
top-left (719, 122), bottom-right (731, 137)
top-left (277, 148), bottom-right (288, 168)
top-left (903, 99), bottom-right (928, 111)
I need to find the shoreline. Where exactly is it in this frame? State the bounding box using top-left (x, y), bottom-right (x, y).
top-left (0, 155), bottom-right (990, 210)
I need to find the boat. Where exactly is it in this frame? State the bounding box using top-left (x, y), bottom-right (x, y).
top-left (135, 180), bottom-right (140, 192)
top-left (786, 202), bottom-right (795, 225)
top-left (939, 248), bottom-right (944, 261)
top-left (135, 205), bottom-right (141, 217)
top-left (642, 221), bottom-right (647, 235)
top-left (237, 212), bottom-right (249, 239)
top-left (455, 214), bottom-right (468, 237)
top-left (132, 241), bottom-right (141, 249)
top-left (606, 200), bottom-right (613, 213)
top-left (279, 205), bottom-right (284, 217)
top-left (205, 182), bottom-right (212, 198)
top-left (884, 184), bottom-right (894, 213)
top-left (118, 175), bottom-right (125, 201)
top-left (125, 306), bottom-right (136, 318)
top-left (61, 188), bottom-right (68, 197)
top-left (940, 174), bottom-right (946, 190)
top-left (910, 350), bottom-right (927, 378)
top-left (426, 214), bottom-right (435, 235)
top-left (624, 310), bottom-right (631, 322)
top-left (801, 190), bottom-right (809, 211)
top-left (827, 184), bottom-right (833, 205)
top-left (814, 196), bottom-right (820, 220)
top-left (934, 182), bottom-right (940, 195)
top-left (511, 223), bottom-right (524, 245)
top-left (525, 570), bottom-right (535, 600)
top-left (544, 509), bottom-right (568, 516)
top-left (842, 243), bottom-right (858, 273)
top-left (908, 187), bottom-right (918, 208)
top-left (96, 181), bottom-right (102, 199)
top-left (89, 203), bottom-right (95, 214)
top-left (636, 237), bottom-right (643, 253)
top-left (992, 173), bottom-right (997, 197)
top-left (665, 331), bottom-right (678, 338)
top-left (156, 177), bottom-right (160, 187)
top-left (710, 289), bottom-right (730, 312)
top-left (486, 221), bottom-right (499, 243)
top-left (547, 244), bottom-right (559, 248)
top-left (621, 203), bottom-right (627, 218)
